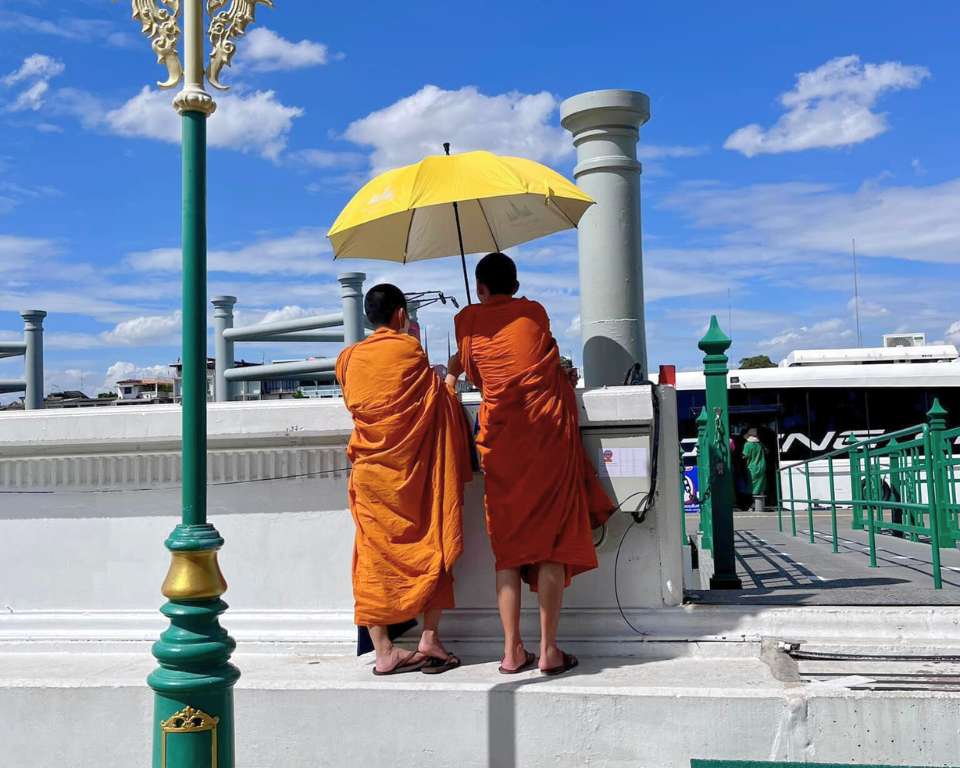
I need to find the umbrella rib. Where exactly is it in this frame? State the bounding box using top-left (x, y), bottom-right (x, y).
top-left (549, 197), bottom-right (580, 230)
top-left (477, 199), bottom-right (500, 252)
top-left (402, 209), bottom-right (415, 264)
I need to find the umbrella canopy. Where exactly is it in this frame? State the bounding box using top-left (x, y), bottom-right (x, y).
top-left (327, 150), bottom-right (593, 300)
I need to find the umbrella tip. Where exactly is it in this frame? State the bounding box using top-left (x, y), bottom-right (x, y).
top-left (442, 142), bottom-right (451, 156)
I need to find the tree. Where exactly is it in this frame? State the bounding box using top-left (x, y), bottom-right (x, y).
top-left (97, 392), bottom-right (118, 399)
top-left (738, 355), bottom-right (776, 369)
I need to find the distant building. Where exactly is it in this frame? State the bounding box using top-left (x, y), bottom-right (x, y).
top-left (169, 357), bottom-right (342, 402)
top-left (115, 378), bottom-right (174, 404)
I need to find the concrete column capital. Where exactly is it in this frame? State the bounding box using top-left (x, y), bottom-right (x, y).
top-left (211, 296), bottom-right (237, 318)
top-left (561, 90), bottom-right (650, 179)
top-left (20, 310), bottom-right (46, 329)
top-left (338, 272), bottom-right (366, 297)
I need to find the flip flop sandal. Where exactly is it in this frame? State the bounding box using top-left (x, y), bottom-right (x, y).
top-left (541, 652), bottom-right (578, 677)
top-left (421, 654), bottom-right (462, 675)
top-left (372, 653), bottom-right (426, 676)
top-left (498, 650), bottom-right (537, 675)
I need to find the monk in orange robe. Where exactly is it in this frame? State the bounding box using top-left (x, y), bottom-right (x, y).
top-left (336, 284), bottom-right (472, 676)
top-left (452, 253), bottom-right (614, 676)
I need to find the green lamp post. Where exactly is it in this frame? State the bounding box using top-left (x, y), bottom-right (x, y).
top-left (127, 2), bottom-right (274, 766)
top-left (698, 316), bottom-right (743, 590)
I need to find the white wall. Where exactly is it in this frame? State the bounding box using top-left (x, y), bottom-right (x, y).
top-left (0, 388), bottom-right (681, 648)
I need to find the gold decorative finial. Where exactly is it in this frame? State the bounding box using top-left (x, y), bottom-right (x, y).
top-left (206, 0), bottom-right (274, 91)
top-left (131, 0), bottom-right (184, 89)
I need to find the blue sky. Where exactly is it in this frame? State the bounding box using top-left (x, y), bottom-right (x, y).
top-left (1, 0), bottom-right (958, 396)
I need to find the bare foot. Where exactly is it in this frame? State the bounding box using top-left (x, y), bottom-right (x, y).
top-left (501, 640), bottom-right (530, 671)
top-left (374, 646), bottom-right (422, 674)
top-left (539, 644), bottom-right (565, 671)
top-left (418, 630), bottom-right (452, 660)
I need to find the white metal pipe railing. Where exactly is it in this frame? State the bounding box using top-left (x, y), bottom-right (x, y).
top-left (212, 274), bottom-right (365, 401)
top-left (223, 358), bottom-right (337, 382)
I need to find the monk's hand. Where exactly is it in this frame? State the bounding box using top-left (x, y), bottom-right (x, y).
top-left (447, 353), bottom-right (464, 379)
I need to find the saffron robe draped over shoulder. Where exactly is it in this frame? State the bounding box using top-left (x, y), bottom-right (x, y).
top-left (455, 296), bottom-right (614, 585)
top-left (336, 328), bottom-right (472, 626)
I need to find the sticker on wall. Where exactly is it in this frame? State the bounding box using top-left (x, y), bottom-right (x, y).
top-left (598, 447), bottom-right (649, 478)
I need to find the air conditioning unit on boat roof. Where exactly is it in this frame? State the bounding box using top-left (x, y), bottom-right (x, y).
top-left (883, 333), bottom-right (925, 348)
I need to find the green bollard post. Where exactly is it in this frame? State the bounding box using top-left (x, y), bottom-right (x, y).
top-left (804, 459), bottom-right (815, 544)
top-left (927, 399), bottom-right (954, 549)
top-left (698, 317), bottom-right (742, 590)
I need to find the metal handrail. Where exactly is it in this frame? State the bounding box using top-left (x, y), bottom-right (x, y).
top-left (777, 403), bottom-right (958, 589)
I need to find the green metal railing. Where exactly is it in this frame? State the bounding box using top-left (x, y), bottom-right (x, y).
top-left (778, 399), bottom-right (959, 589)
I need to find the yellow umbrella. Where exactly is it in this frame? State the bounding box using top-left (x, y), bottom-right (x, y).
top-left (327, 147), bottom-right (593, 303)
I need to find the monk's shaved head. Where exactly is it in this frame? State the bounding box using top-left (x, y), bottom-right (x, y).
top-left (364, 283), bottom-right (407, 327)
top-left (476, 252), bottom-right (518, 296)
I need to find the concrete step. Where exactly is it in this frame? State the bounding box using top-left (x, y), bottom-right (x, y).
top-left (2, 649), bottom-right (959, 767)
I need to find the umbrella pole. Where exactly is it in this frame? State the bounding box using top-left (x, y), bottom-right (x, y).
top-left (453, 201), bottom-right (473, 304)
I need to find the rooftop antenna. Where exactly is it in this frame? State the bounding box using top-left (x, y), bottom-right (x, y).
top-left (852, 237), bottom-right (862, 347)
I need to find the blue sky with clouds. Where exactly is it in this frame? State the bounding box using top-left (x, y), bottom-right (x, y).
top-left (1, 0), bottom-right (958, 396)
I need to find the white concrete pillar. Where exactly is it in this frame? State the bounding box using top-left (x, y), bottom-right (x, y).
top-left (20, 310), bottom-right (45, 410)
top-left (212, 296), bottom-right (236, 403)
top-left (561, 89), bottom-right (651, 385)
top-left (338, 273), bottom-right (365, 346)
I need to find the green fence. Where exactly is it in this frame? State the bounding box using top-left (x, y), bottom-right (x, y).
top-left (778, 399), bottom-right (959, 589)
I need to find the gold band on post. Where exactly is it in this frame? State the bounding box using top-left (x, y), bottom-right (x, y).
top-left (161, 550), bottom-right (228, 600)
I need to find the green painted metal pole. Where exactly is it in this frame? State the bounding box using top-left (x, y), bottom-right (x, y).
top-left (698, 316), bottom-right (741, 589)
top-left (927, 399), bottom-right (954, 548)
top-left (847, 434), bottom-right (863, 530)
top-left (788, 465), bottom-right (797, 537)
top-left (776, 467), bottom-right (784, 533)
top-left (149, 106), bottom-right (240, 768)
top-left (804, 461), bottom-right (814, 543)
top-left (182, 110), bottom-right (207, 529)
top-left (922, 421), bottom-right (943, 589)
top-left (828, 457), bottom-right (838, 553)
top-left (863, 441), bottom-right (878, 568)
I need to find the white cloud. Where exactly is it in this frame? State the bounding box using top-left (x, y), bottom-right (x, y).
top-left (344, 85), bottom-right (571, 175)
top-left (100, 87), bottom-right (303, 160)
top-left (295, 149), bottom-right (367, 169)
top-left (725, 55), bottom-right (929, 157)
top-left (9, 80), bottom-right (50, 112)
top-left (259, 305), bottom-right (315, 324)
top-left (759, 318), bottom-right (854, 351)
top-left (3, 53), bottom-right (64, 113)
top-left (101, 311), bottom-right (182, 346)
top-left (241, 28), bottom-right (333, 71)
top-left (663, 177), bottom-right (960, 264)
top-left (3, 54), bottom-right (64, 86)
top-left (847, 296), bottom-right (888, 319)
top-left (946, 321), bottom-right (960, 346)
top-left (127, 228), bottom-right (336, 276)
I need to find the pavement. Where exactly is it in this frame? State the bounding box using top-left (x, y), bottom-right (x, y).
top-left (686, 509), bottom-right (960, 606)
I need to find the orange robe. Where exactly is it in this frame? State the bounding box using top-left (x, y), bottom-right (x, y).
top-left (455, 296), bottom-right (614, 586)
top-left (336, 328), bottom-right (472, 626)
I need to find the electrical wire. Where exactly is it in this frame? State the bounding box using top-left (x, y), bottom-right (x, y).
top-left (610, 366), bottom-right (682, 635)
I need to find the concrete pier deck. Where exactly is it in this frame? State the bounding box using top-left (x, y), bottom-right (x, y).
top-left (688, 510), bottom-right (960, 606)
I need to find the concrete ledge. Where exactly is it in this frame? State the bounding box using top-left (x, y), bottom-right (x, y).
top-left (2, 651), bottom-right (959, 767)
top-left (4, 604), bottom-right (960, 657)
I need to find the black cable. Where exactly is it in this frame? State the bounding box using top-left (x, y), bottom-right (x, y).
top-left (613, 518), bottom-right (646, 636)
top-left (611, 365), bottom-right (672, 633)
